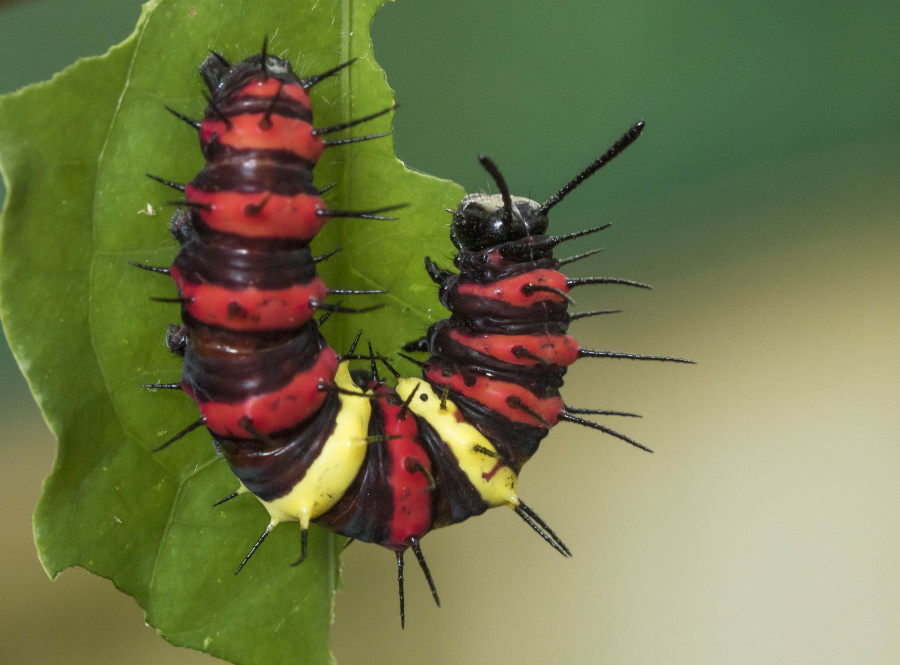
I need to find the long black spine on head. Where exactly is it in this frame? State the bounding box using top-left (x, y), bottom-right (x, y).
top-left (538, 120), bottom-right (645, 216)
top-left (477, 155), bottom-right (514, 227)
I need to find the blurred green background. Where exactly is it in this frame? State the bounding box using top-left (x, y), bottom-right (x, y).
top-left (1, 0), bottom-right (897, 663)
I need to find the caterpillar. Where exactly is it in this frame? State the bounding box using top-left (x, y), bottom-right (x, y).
top-left (138, 43), bottom-right (690, 627)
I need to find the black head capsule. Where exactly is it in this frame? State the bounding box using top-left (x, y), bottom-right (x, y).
top-left (450, 120), bottom-right (645, 252)
top-left (450, 193), bottom-right (548, 252)
top-left (450, 154), bottom-right (548, 251)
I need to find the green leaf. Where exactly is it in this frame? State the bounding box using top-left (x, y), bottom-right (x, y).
top-left (0, 1), bottom-right (461, 663)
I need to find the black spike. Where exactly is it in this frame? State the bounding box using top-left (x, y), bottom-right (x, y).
top-left (564, 405), bottom-right (642, 418)
top-left (546, 224), bottom-right (613, 248)
top-left (397, 382), bottom-right (420, 417)
top-left (141, 382), bottom-right (182, 390)
top-left (146, 174), bottom-right (186, 192)
top-left (235, 523), bottom-right (273, 574)
top-left (401, 337), bottom-right (428, 353)
top-left (165, 106), bottom-right (202, 129)
top-left (477, 155), bottom-right (514, 227)
top-left (301, 58), bottom-right (358, 89)
top-left (566, 276), bottom-right (651, 290)
top-left (557, 247), bottom-right (605, 267)
top-left (202, 91), bottom-right (232, 128)
top-left (238, 417), bottom-right (280, 446)
top-left (505, 395), bottom-right (552, 428)
top-left (318, 203), bottom-right (407, 220)
top-left (557, 412), bottom-right (653, 453)
top-left (289, 527), bottom-right (309, 566)
top-left (424, 256), bottom-right (455, 286)
top-left (367, 340), bottom-right (380, 382)
top-left (539, 120), bottom-right (645, 215)
top-left (311, 301), bottom-right (383, 315)
top-left (208, 50), bottom-right (230, 68)
top-left (316, 181), bottom-right (338, 196)
top-left (327, 288), bottom-right (388, 295)
top-left (313, 105), bottom-right (396, 136)
top-left (397, 353), bottom-right (427, 369)
top-left (213, 490), bottom-right (241, 507)
top-left (521, 283), bottom-right (576, 305)
top-left (322, 132), bottom-right (391, 147)
top-left (313, 246), bottom-right (343, 263)
top-left (259, 36), bottom-right (269, 80)
top-left (397, 551), bottom-right (406, 629)
top-left (501, 225), bottom-right (610, 262)
top-left (577, 349), bottom-right (695, 364)
top-left (569, 309), bottom-right (622, 321)
top-left (438, 386), bottom-right (450, 411)
top-left (243, 194), bottom-right (272, 217)
top-left (152, 416), bottom-right (206, 452)
top-left (317, 299), bottom-right (340, 327)
top-left (341, 354), bottom-right (383, 363)
top-left (377, 356), bottom-right (403, 381)
top-left (259, 81), bottom-right (284, 129)
top-left (514, 500), bottom-right (572, 557)
top-left (410, 537), bottom-right (441, 608)
top-left (404, 455), bottom-right (436, 491)
top-left (129, 261), bottom-right (170, 275)
top-left (472, 444), bottom-right (498, 459)
top-left (149, 296), bottom-right (191, 304)
top-left (347, 329), bottom-right (363, 356)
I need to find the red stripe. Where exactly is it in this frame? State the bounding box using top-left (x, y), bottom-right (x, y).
top-left (200, 113), bottom-right (324, 161)
top-left (171, 265), bottom-right (326, 331)
top-left (184, 187), bottom-right (327, 239)
top-left (375, 386), bottom-right (434, 550)
top-left (449, 329), bottom-right (580, 367)
top-left (425, 361), bottom-right (563, 428)
top-left (456, 269), bottom-right (568, 307)
top-left (186, 348), bottom-right (339, 437)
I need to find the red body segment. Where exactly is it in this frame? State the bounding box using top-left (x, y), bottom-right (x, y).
top-left (184, 187), bottom-right (327, 239)
top-left (184, 347), bottom-right (339, 438)
top-left (449, 329), bottom-right (580, 367)
top-left (424, 361), bottom-right (564, 428)
top-left (457, 269), bottom-right (568, 307)
top-left (200, 113), bottom-right (324, 161)
top-left (373, 385), bottom-right (434, 551)
top-left (171, 265), bottom-right (326, 331)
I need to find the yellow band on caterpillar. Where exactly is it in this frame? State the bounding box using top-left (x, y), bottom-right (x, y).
top-left (262, 362), bottom-right (372, 527)
top-left (395, 377), bottom-right (518, 509)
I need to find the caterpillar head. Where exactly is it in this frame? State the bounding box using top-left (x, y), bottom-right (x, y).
top-left (450, 192), bottom-right (548, 252)
top-left (451, 121), bottom-right (646, 252)
top-left (200, 38), bottom-right (302, 98)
